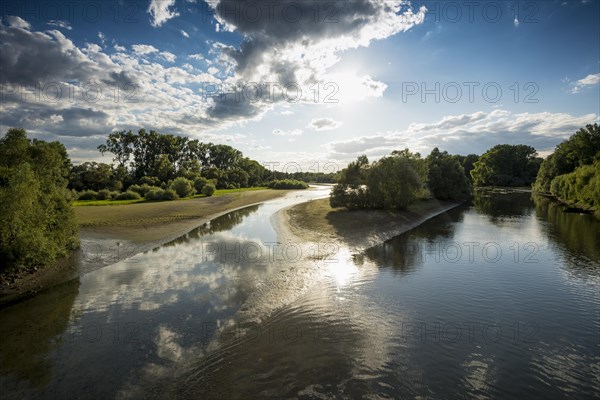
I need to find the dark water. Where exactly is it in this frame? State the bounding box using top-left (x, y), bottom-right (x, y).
top-left (1, 190), bottom-right (599, 399)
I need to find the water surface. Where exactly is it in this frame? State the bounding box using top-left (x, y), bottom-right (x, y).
top-left (1, 190), bottom-right (598, 399)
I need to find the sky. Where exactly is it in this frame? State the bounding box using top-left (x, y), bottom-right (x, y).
top-left (0, 0), bottom-right (599, 171)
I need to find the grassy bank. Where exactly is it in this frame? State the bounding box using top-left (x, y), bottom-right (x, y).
top-left (72, 186), bottom-right (269, 206)
top-left (282, 198), bottom-right (461, 253)
top-left (76, 188), bottom-right (290, 244)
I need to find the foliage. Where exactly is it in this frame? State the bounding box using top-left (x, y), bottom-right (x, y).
top-left (533, 124), bottom-right (600, 193)
top-left (548, 160), bottom-right (600, 208)
top-left (427, 148), bottom-right (472, 201)
top-left (78, 190), bottom-right (99, 201)
top-left (170, 177), bottom-right (195, 198)
top-left (330, 150), bottom-right (430, 210)
top-left (114, 190), bottom-right (141, 200)
top-left (128, 183), bottom-right (155, 197)
top-left (0, 128), bottom-right (79, 273)
top-left (471, 144), bottom-right (541, 187)
top-left (267, 179), bottom-right (310, 190)
top-left (202, 184), bottom-right (216, 197)
top-left (145, 188), bottom-right (179, 201)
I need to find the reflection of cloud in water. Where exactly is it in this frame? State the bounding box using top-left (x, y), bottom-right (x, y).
top-left (124, 253), bottom-right (420, 399)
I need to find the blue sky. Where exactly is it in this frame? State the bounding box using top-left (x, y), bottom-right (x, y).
top-left (1, 0), bottom-right (598, 169)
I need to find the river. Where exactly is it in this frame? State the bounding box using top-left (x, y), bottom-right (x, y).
top-left (0, 189), bottom-right (598, 399)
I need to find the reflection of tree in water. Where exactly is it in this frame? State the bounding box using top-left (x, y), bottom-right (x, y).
top-left (532, 194), bottom-right (600, 273)
top-left (473, 191), bottom-right (534, 223)
top-left (0, 278), bottom-right (79, 390)
top-left (162, 205), bottom-right (261, 247)
top-left (359, 206), bottom-right (466, 275)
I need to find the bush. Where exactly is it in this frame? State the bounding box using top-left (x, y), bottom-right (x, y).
top-left (145, 188), bottom-right (164, 201)
top-left (127, 183), bottom-right (155, 197)
top-left (170, 177), bottom-right (195, 198)
top-left (194, 177), bottom-right (208, 193)
top-left (202, 184), bottom-right (216, 196)
top-left (96, 189), bottom-right (112, 200)
top-left (161, 189), bottom-right (179, 200)
top-left (114, 190), bottom-right (141, 200)
top-left (78, 190), bottom-right (98, 200)
top-left (267, 179), bottom-right (309, 190)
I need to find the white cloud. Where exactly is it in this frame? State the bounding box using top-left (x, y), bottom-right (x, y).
top-left (571, 73), bottom-right (600, 93)
top-left (159, 51), bottom-right (177, 63)
top-left (132, 44), bottom-right (159, 55)
top-left (514, 17), bottom-right (520, 27)
top-left (189, 53), bottom-right (204, 61)
top-left (48, 20), bottom-right (73, 30)
top-left (114, 44), bottom-right (126, 52)
top-left (308, 118), bottom-right (342, 131)
top-left (5, 16), bottom-right (31, 30)
top-left (272, 129), bottom-right (303, 136)
top-left (326, 110), bottom-right (599, 162)
top-left (180, 29), bottom-right (189, 38)
top-left (147, 0), bottom-right (180, 27)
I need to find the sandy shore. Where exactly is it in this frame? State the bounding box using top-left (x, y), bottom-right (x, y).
top-left (276, 197), bottom-right (462, 255)
top-left (0, 189), bottom-right (291, 307)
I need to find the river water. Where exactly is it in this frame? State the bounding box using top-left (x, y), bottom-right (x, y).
top-left (1, 189), bottom-right (598, 399)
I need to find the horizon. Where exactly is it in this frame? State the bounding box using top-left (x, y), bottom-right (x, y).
top-left (1, 0), bottom-right (599, 171)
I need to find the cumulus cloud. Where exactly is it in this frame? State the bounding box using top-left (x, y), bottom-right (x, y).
top-left (147, 0), bottom-right (180, 27)
top-left (571, 73), bottom-right (600, 93)
top-left (308, 118), bottom-right (342, 131)
top-left (159, 51), bottom-right (177, 63)
top-left (4, 16), bottom-right (31, 30)
top-left (180, 29), bottom-right (190, 38)
top-left (326, 110), bottom-right (599, 161)
top-left (132, 44), bottom-right (159, 55)
top-left (203, 0), bottom-right (427, 120)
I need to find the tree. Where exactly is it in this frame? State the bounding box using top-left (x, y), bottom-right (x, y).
top-left (471, 144), bottom-right (541, 187)
top-left (0, 128), bottom-right (79, 273)
top-left (427, 148), bottom-right (471, 201)
top-left (534, 123), bottom-right (600, 193)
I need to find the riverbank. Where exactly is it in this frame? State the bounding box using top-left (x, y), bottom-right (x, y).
top-left (0, 189), bottom-right (292, 307)
top-left (277, 198), bottom-right (461, 255)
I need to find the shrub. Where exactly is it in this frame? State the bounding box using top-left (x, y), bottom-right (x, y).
top-left (161, 189), bottom-right (179, 200)
top-left (78, 190), bottom-right (98, 201)
top-left (194, 177), bottom-right (208, 193)
top-left (114, 190), bottom-right (141, 200)
top-left (96, 189), bottom-right (112, 200)
top-left (202, 184), bottom-right (216, 196)
top-left (127, 183), bottom-right (155, 197)
top-left (170, 177), bottom-right (195, 198)
top-left (145, 188), bottom-right (164, 201)
top-left (267, 179), bottom-right (309, 190)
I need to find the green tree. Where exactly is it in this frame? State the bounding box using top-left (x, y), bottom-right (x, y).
top-left (0, 128), bottom-right (79, 273)
top-left (471, 144), bottom-right (540, 187)
top-left (534, 123), bottom-right (600, 193)
top-left (427, 148), bottom-right (471, 201)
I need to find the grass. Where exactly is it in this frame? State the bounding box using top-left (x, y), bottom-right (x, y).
top-left (73, 186), bottom-right (270, 207)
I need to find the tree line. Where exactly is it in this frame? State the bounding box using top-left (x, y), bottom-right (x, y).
top-left (330, 148), bottom-right (472, 210)
top-left (70, 129), bottom-right (334, 201)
